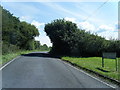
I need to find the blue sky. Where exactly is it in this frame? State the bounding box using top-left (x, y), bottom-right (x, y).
top-left (1, 0), bottom-right (118, 46)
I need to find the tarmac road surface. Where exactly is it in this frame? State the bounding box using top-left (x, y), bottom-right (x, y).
top-left (2, 52), bottom-right (116, 89)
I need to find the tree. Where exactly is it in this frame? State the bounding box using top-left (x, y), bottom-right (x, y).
top-left (40, 44), bottom-right (49, 51)
top-left (45, 19), bottom-right (120, 57)
top-left (18, 21), bottom-right (39, 50)
top-left (34, 41), bottom-right (41, 50)
top-left (45, 19), bottom-right (79, 55)
top-left (1, 6), bottom-right (40, 54)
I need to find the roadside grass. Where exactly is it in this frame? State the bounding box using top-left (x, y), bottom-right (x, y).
top-left (62, 57), bottom-right (119, 80)
top-left (1, 50), bottom-right (49, 66)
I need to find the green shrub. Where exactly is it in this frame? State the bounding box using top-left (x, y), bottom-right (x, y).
top-left (2, 42), bottom-right (19, 55)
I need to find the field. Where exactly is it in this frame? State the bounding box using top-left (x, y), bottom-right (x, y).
top-left (62, 57), bottom-right (119, 80)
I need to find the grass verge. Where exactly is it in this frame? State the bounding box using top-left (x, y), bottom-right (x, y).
top-left (0, 50), bottom-right (49, 66)
top-left (62, 57), bottom-right (119, 81)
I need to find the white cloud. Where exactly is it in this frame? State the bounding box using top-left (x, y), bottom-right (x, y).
top-left (77, 21), bottom-right (118, 39)
top-left (20, 16), bottom-right (32, 22)
top-left (31, 20), bottom-right (45, 29)
top-left (62, 18), bottom-right (118, 40)
top-left (64, 17), bottom-right (76, 23)
top-left (78, 21), bottom-right (96, 32)
top-left (32, 20), bottom-right (52, 46)
top-left (97, 31), bottom-right (118, 40)
top-left (97, 25), bottom-right (115, 31)
top-left (64, 17), bottom-right (97, 33)
top-left (35, 36), bottom-right (52, 47)
top-left (97, 25), bottom-right (118, 40)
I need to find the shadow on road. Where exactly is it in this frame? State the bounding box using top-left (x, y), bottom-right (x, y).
top-left (21, 52), bottom-right (61, 59)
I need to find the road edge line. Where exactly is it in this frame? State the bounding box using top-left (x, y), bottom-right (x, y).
top-left (59, 59), bottom-right (117, 88)
top-left (0, 56), bottom-right (20, 71)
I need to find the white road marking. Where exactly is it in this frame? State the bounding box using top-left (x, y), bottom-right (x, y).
top-left (59, 59), bottom-right (117, 88)
top-left (0, 56), bottom-right (20, 71)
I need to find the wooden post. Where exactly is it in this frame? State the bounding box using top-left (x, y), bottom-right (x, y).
top-left (116, 58), bottom-right (117, 71)
top-left (102, 57), bottom-right (104, 67)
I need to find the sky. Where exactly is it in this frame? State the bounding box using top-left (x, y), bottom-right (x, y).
top-left (1, 0), bottom-right (119, 46)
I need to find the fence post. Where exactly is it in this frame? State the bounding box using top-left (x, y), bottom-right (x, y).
top-left (102, 57), bottom-right (104, 67)
top-left (116, 58), bottom-right (117, 71)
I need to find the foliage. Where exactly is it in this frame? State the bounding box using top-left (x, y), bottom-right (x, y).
top-left (17, 21), bottom-right (39, 50)
top-left (2, 41), bottom-right (19, 55)
top-left (45, 19), bottom-right (79, 55)
top-left (1, 6), bottom-right (42, 54)
top-left (40, 44), bottom-right (50, 51)
top-left (34, 41), bottom-right (41, 50)
top-left (45, 19), bottom-right (120, 57)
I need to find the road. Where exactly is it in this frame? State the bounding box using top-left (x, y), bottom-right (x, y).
top-left (2, 52), bottom-right (115, 88)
